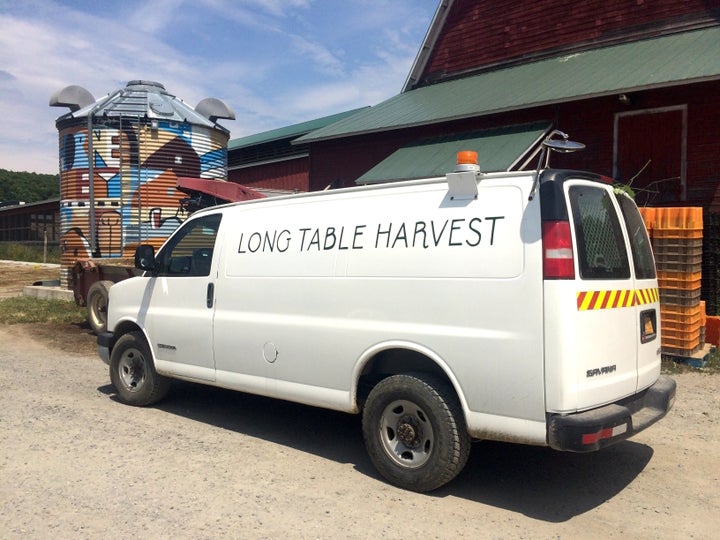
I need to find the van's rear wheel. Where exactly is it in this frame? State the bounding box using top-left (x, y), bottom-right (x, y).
top-left (109, 331), bottom-right (169, 406)
top-left (87, 280), bottom-right (113, 333)
top-left (362, 373), bottom-right (470, 492)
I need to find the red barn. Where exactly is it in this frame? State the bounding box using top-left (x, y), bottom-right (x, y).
top-left (227, 108), bottom-right (367, 194)
top-left (297, 0), bottom-right (720, 214)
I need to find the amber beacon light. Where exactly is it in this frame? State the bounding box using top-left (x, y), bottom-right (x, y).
top-left (454, 150), bottom-right (480, 173)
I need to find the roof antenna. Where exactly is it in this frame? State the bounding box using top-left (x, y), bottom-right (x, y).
top-left (528, 130), bottom-right (585, 201)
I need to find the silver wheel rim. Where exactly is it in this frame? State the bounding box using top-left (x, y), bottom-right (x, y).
top-left (379, 399), bottom-right (434, 468)
top-left (117, 348), bottom-right (147, 392)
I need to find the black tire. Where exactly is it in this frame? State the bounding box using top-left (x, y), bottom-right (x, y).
top-left (362, 372), bottom-right (470, 492)
top-left (109, 331), bottom-right (170, 406)
top-left (87, 280), bottom-right (113, 333)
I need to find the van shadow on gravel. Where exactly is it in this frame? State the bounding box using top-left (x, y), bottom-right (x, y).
top-left (449, 438), bottom-right (652, 521)
top-left (102, 378), bottom-right (652, 520)
top-left (105, 379), bottom-right (369, 467)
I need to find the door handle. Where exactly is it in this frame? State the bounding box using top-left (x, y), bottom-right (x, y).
top-left (206, 282), bottom-right (214, 308)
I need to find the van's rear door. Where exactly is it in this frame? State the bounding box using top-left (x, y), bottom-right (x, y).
top-left (616, 193), bottom-right (660, 392)
top-left (542, 174), bottom-right (660, 413)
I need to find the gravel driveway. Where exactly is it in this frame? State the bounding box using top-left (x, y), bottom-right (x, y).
top-left (1, 322), bottom-right (718, 539)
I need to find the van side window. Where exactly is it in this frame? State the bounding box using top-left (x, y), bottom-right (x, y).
top-left (155, 214), bottom-right (222, 277)
top-left (569, 186), bottom-right (630, 280)
top-left (616, 194), bottom-right (656, 280)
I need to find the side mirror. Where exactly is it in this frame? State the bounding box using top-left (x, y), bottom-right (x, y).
top-left (134, 245), bottom-right (157, 272)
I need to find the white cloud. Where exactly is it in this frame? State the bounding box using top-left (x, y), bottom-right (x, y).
top-left (193, 0), bottom-right (311, 34)
top-left (127, 0), bottom-right (187, 34)
top-left (230, 0), bottom-right (311, 18)
top-left (288, 34), bottom-right (345, 77)
top-left (0, 0), bottom-right (437, 173)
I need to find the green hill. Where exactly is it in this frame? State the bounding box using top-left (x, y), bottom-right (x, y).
top-left (0, 169), bottom-right (59, 204)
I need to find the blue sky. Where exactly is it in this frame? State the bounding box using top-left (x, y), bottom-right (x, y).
top-left (0, 0), bottom-right (438, 174)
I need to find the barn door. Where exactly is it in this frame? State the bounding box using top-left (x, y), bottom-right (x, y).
top-left (614, 106), bottom-right (686, 206)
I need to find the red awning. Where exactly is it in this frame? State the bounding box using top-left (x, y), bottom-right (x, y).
top-left (177, 177), bottom-right (265, 203)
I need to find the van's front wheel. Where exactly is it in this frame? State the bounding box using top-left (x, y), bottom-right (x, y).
top-left (109, 331), bottom-right (169, 406)
top-left (362, 373), bottom-right (470, 492)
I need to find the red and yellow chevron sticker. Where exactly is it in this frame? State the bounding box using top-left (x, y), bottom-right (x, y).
top-left (634, 287), bottom-right (659, 306)
top-left (576, 288), bottom-right (659, 311)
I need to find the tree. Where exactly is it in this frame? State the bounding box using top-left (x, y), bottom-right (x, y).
top-left (0, 169), bottom-right (59, 204)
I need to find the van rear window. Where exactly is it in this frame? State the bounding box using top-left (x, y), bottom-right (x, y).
top-left (616, 194), bottom-right (656, 279)
top-left (569, 186), bottom-right (630, 280)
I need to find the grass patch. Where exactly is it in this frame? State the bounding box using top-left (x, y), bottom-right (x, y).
top-left (705, 351), bottom-right (720, 373)
top-left (0, 296), bottom-right (86, 325)
top-left (662, 348), bottom-right (720, 375)
top-left (0, 243), bottom-right (61, 264)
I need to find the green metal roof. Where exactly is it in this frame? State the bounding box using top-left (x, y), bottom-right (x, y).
top-left (299, 27), bottom-right (720, 143)
top-left (356, 122), bottom-right (550, 184)
top-left (229, 107), bottom-right (368, 150)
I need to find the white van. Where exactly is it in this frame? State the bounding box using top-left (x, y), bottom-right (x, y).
top-left (98, 144), bottom-right (675, 492)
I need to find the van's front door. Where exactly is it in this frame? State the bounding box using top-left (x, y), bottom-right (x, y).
top-left (141, 213), bottom-right (222, 382)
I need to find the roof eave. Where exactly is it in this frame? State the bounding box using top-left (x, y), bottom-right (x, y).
top-left (301, 74), bottom-right (720, 145)
top-left (402, 0), bottom-right (454, 93)
top-left (229, 107), bottom-right (369, 150)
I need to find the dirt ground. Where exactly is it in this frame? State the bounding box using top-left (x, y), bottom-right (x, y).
top-left (1, 324), bottom-right (718, 539)
top-left (0, 261), bottom-right (719, 538)
top-left (0, 261), bottom-right (63, 299)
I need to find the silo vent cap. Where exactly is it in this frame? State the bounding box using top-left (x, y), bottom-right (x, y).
top-left (49, 85), bottom-right (96, 112)
top-left (196, 97), bottom-right (236, 122)
top-left (126, 80), bottom-right (166, 91)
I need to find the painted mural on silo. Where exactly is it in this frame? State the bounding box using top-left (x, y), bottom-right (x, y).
top-left (50, 81), bottom-right (235, 273)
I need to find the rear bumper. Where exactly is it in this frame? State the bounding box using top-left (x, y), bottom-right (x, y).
top-left (547, 375), bottom-right (676, 452)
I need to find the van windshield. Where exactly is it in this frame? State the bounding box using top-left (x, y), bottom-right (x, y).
top-left (569, 185), bottom-right (630, 280)
top-left (616, 194), bottom-right (656, 280)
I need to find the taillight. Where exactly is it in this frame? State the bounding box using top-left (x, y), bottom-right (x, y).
top-left (542, 220), bottom-right (575, 279)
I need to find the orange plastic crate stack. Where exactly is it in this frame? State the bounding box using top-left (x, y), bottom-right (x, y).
top-left (643, 207), bottom-right (704, 355)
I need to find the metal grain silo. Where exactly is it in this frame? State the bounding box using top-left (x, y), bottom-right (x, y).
top-left (50, 80), bottom-right (235, 280)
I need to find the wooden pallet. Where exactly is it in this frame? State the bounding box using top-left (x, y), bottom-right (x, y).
top-left (663, 343), bottom-right (715, 368)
